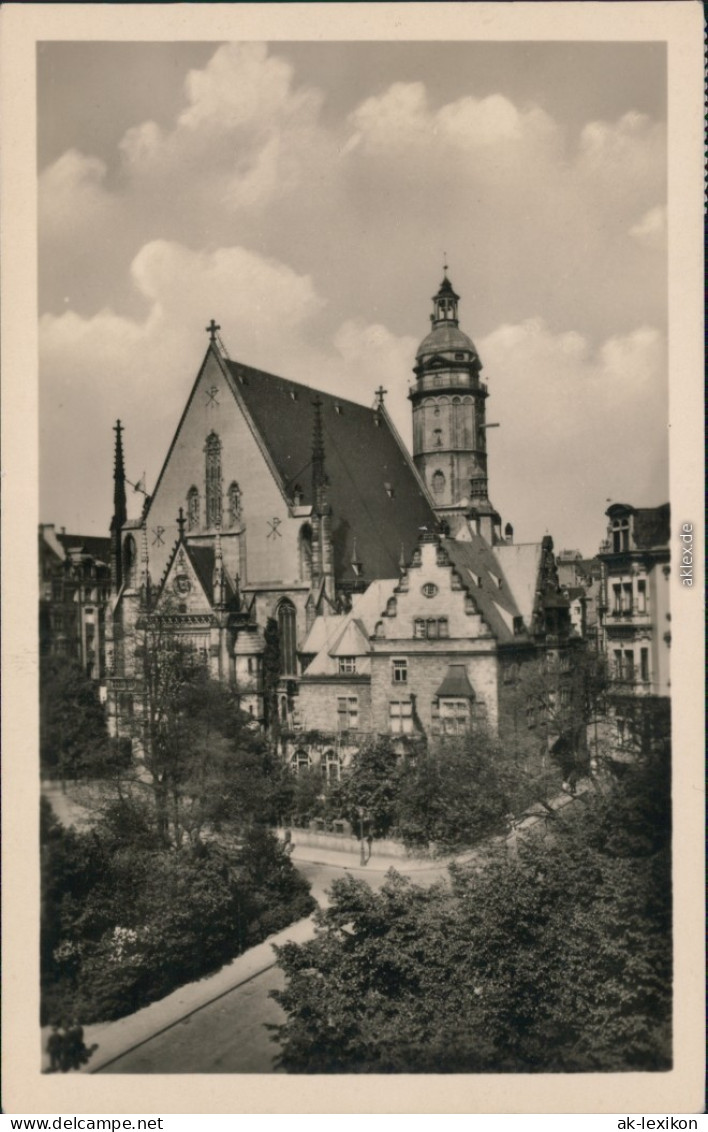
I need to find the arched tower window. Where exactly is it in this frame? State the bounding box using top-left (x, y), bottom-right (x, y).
top-left (278, 599), bottom-right (297, 676)
top-left (299, 524), bottom-right (313, 582)
top-left (187, 486), bottom-right (200, 531)
top-left (432, 470), bottom-right (445, 495)
top-left (227, 481), bottom-right (242, 527)
top-left (204, 432), bottom-right (222, 528)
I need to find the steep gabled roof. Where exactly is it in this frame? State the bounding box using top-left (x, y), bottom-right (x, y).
top-left (223, 359), bottom-right (438, 582)
top-left (442, 535), bottom-right (525, 643)
top-left (329, 618), bottom-right (370, 658)
top-left (493, 542), bottom-right (543, 627)
top-left (302, 578), bottom-right (398, 677)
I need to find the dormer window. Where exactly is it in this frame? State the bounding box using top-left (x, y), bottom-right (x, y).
top-left (338, 657), bottom-right (356, 675)
top-left (612, 518), bottom-right (630, 553)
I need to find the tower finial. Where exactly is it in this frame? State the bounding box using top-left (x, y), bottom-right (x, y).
top-left (110, 419), bottom-right (128, 592)
top-left (206, 319), bottom-right (221, 343)
top-left (443, 251), bottom-right (448, 275)
top-left (176, 507), bottom-right (186, 539)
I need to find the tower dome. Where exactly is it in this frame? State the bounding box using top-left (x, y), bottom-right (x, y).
top-left (415, 275), bottom-right (480, 368)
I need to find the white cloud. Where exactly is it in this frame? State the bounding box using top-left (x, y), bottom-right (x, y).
top-left (629, 205), bottom-right (667, 249)
top-left (479, 319), bottom-right (667, 549)
top-left (39, 234), bottom-right (667, 554)
top-left (37, 44), bottom-right (668, 550)
top-left (39, 149), bottom-right (111, 239)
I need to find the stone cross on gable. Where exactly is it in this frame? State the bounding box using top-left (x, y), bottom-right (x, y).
top-left (206, 319), bottom-right (221, 343)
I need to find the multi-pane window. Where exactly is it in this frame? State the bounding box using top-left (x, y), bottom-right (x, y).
top-left (413, 617), bottom-right (449, 639)
top-left (278, 600), bottom-right (297, 676)
top-left (613, 650), bottom-right (624, 679)
top-left (612, 519), bottom-right (630, 553)
top-left (338, 656), bottom-right (356, 675)
top-left (290, 749), bottom-right (310, 776)
top-left (389, 700), bottom-right (413, 734)
top-left (323, 749), bottom-right (341, 784)
top-left (622, 583), bottom-right (633, 613)
top-left (187, 486), bottom-right (200, 530)
top-left (392, 659), bottom-right (408, 684)
top-left (227, 481), bottom-right (242, 527)
top-left (204, 432), bottom-right (222, 527)
top-left (439, 698), bottom-right (470, 735)
top-left (640, 648), bottom-right (650, 683)
top-left (337, 696), bottom-right (359, 730)
top-left (637, 579), bottom-right (647, 613)
top-left (612, 584), bottom-right (622, 613)
top-left (624, 650), bottom-right (635, 682)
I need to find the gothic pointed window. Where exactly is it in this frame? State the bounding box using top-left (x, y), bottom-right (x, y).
top-left (227, 481), bottom-right (242, 527)
top-left (299, 524), bottom-right (313, 582)
top-left (187, 486), bottom-right (200, 531)
top-left (204, 432), bottom-right (222, 528)
top-left (278, 599), bottom-right (297, 676)
top-left (432, 470), bottom-right (445, 495)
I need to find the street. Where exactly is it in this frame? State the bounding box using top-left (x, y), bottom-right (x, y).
top-left (98, 857), bottom-right (450, 1074)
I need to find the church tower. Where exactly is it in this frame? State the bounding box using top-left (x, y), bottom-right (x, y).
top-left (410, 274), bottom-right (500, 541)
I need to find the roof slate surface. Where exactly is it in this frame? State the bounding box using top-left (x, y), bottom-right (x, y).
top-left (57, 534), bottom-right (112, 562)
top-left (442, 535), bottom-right (527, 643)
top-left (633, 504), bottom-right (670, 550)
top-left (184, 543), bottom-right (237, 607)
top-left (225, 359), bottom-right (437, 583)
top-left (435, 663), bottom-right (477, 699)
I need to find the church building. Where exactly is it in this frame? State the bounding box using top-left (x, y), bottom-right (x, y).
top-left (105, 276), bottom-right (572, 759)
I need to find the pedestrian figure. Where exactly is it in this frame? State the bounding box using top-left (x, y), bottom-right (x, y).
top-left (46, 1026), bottom-right (61, 1072)
top-left (66, 1019), bottom-right (89, 1070)
top-left (283, 827), bottom-right (294, 856)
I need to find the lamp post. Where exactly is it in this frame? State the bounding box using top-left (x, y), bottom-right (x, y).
top-left (357, 807), bottom-right (368, 866)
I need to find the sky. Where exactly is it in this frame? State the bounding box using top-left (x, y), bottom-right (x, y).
top-left (37, 40), bottom-right (668, 556)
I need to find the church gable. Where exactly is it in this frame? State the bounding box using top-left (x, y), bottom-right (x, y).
top-left (157, 540), bottom-right (214, 617)
top-left (141, 345), bottom-right (309, 591)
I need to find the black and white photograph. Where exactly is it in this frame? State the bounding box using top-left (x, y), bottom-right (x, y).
top-left (2, 0), bottom-right (704, 1118)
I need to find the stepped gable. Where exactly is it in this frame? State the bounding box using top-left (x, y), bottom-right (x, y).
top-left (442, 534), bottom-right (526, 642)
top-left (224, 359), bottom-right (437, 581)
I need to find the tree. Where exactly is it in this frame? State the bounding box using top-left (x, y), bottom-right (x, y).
top-left (339, 736), bottom-right (403, 838)
top-left (262, 616), bottom-right (281, 734)
top-left (396, 735), bottom-right (509, 852)
top-left (41, 796), bottom-right (315, 1027)
top-left (40, 656), bottom-right (122, 780)
top-left (272, 751), bottom-right (671, 1073)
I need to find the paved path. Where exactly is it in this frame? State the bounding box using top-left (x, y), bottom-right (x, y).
top-left (87, 856), bottom-right (450, 1074)
top-left (43, 784), bottom-right (585, 1075)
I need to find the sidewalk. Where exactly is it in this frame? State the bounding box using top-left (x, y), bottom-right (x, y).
top-left (42, 781), bottom-right (588, 1074)
top-left (42, 915), bottom-right (316, 1075)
